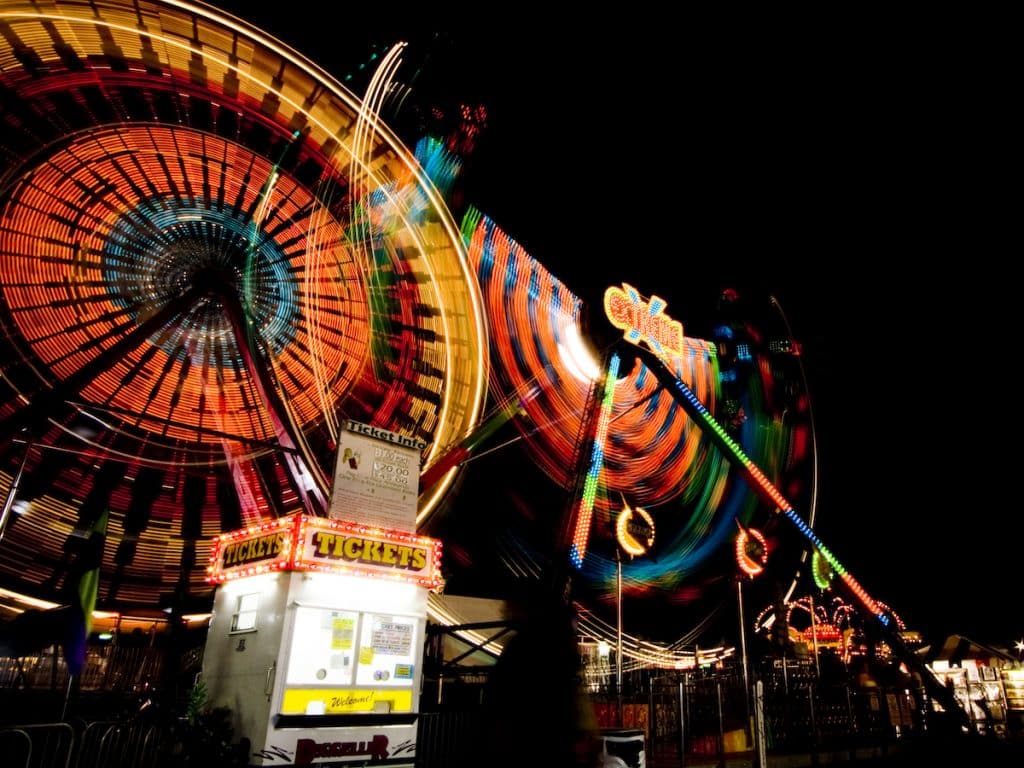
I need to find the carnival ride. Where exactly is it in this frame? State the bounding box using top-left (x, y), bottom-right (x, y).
top-left (753, 593), bottom-right (909, 662)
top-left (0, 0), bottom-right (486, 616)
top-left (449, 212), bottom-right (819, 666)
top-left (0, 0), bottom-right (935, 696)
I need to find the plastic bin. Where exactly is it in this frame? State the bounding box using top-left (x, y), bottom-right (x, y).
top-left (599, 728), bottom-right (645, 768)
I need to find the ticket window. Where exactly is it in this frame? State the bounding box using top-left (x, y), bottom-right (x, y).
top-left (285, 608), bottom-right (360, 686)
top-left (354, 614), bottom-right (418, 687)
top-left (281, 606), bottom-right (421, 715)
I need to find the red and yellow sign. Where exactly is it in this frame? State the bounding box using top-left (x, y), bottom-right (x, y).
top-left (735, 525), bottom-right (768, 577)
top-left (206, 514), bottom-right (442, 590)
top-left (221, 530), bottom-right (289, 569)
top-left (604, 283), bottom-right (684, 360)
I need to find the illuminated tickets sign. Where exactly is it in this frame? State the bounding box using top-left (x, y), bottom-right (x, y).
top-left (220, 530), bottom-right (288, 569)
top-left (604, 283), bottom-right (684, 360)
top-left (205, 514), bottom-right (443, 590)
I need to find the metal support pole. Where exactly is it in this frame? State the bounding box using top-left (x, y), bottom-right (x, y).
top-left (845, 684), bottom-right (857, 760)
top-left (754, 680), bottom-right (767, 768)
top-left (738, 579), bottom-right (751, 725)
top-left (808, 683), bottom-right (819, 765)
top-left (716, 680), bottom-right (726, 768)
top-left (679, 677), bottom-right (688, 768)
top-left (648, 679), bottom-right (655, 761)
top-left (617, 546), bottom-right (624, 728)
top-left (809, 593), bottom-right (821, 678)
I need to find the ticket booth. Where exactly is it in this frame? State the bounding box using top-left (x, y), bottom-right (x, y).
top-left (201, 419), bottom-right (438, 767)
top-left (202, 514), bottom-right (441, 766)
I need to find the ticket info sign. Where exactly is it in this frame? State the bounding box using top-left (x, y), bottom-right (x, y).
top-left (329, 420), bottom-right (427, 533)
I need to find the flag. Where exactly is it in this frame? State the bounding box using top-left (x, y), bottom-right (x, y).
top-left (64, 509), bottom-right (108, 676)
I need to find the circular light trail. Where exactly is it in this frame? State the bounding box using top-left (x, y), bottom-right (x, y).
top-left (0, 0), bottom-right (486, 608)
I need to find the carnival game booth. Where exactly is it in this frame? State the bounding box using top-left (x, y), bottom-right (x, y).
top-left (202, 512), bottom-right (441, 767)
top-left (923, 634), bottom-right (1017, 738)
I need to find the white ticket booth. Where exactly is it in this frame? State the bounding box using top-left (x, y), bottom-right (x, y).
top-left (202, 513), bottom-right (442, 766)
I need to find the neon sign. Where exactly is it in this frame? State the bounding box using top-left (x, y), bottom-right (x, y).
top-left (604, 283), bottom-right (684, 360)
top-left (735, 525), bottom-right (768, 578)
top-left (206, 514), bottom-right (442, 590)
top-left (616, 501), bottom-right (655, 557)
top-left (221, 531), bottom-right (288, 569)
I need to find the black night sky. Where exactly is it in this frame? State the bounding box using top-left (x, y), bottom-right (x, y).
top-left (208, 3), bottom-right (1014, 648)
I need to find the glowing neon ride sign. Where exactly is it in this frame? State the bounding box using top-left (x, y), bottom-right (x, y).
top-left (604, 283), bottom-right (684, 360)
top-left (616, 501), bottom-right (655, 557)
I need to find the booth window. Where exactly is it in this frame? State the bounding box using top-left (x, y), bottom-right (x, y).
top-left (231, 592), bottom-right (260, 632)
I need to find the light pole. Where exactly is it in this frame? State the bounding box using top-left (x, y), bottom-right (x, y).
top-left (809, 593), bottom-right (821, 678)
top-left (614, 498), bottom-right (655, 731)
top-left (737, 577), bottom-right (751, 723)
top-left (736, 521), bottom-right (768, 741)
top-left (616, 545), bottom-right (624, 728)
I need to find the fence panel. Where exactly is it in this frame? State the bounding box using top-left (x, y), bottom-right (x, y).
top-left (75, 720), bottom-right (172, 768)
top-left (0, 727), bottom-right (32, 768)
top-left (415, 709), bottom-right (485, 768)
top-left (0, 723), bottom-right (74, 768)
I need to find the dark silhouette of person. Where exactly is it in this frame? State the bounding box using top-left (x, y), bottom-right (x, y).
top-left (472, 585), bottom-right (601, 767)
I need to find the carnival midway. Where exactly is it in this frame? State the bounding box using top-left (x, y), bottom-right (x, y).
top-left (0, 2), bottom-right (1021, 767)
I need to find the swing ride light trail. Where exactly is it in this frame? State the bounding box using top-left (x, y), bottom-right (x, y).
top-left (568, 275), bottom-right (968, 726)
top-left (569, 351), bottom-right (621, 570)
top-left (418, 386), bottom-right (538, 492)
top-left (627, 343), bottom-right (890, 627)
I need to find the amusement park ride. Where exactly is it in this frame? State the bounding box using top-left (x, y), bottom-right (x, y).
top-left (0, 0), bottom-right (967, 759)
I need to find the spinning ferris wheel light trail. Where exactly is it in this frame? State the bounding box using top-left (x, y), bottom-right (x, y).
top-left (0, 0), bottom-right (487, 612)
top-left (564, 283), bottom-right (886, 628)
top-left (602, 340), bottom-right (888, 628)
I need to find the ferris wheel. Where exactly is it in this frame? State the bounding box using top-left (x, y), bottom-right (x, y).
top-left (0, 0), bottom-right (487, 610)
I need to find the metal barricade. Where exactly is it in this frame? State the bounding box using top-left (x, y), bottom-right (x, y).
top-left (75, 720), bottom-right (170, 768)
top-left (0, 722), bottom-right (74, 768)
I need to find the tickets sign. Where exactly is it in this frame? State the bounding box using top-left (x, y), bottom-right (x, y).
top-left (206, 514), bottom-right (442, 590)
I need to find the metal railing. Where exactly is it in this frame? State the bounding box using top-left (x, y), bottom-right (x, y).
top-left (0, 646), bottom-right (165, 694)
top-left (0, 723), bottom-right (75, 768)
top-left (2, 655), bottom-right (1003, 767)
